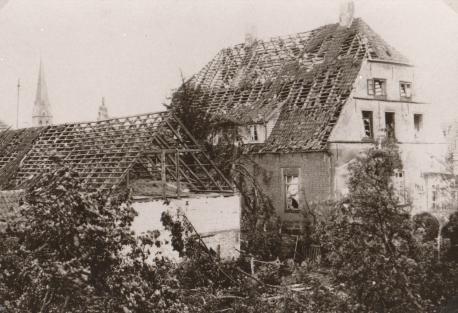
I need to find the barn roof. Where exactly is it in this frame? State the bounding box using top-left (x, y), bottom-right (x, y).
top-left (0, 112), bottom-right (233, 194)
top-left (187, 18), bottom-right (409, 153)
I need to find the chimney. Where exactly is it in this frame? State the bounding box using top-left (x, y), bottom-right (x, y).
top-left (244, 24), bottom-right (257, 47)
top-left (339, 0), bottom-right (355, 28)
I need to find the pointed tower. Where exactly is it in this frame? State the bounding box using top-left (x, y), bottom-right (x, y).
top-left (97, 97), bottom-right (109, 121)
top-left (32, 60), bottom-right (53, 127)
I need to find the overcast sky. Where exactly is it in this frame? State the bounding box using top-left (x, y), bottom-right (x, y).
top-left (0, 0), bottom-right (457, 128)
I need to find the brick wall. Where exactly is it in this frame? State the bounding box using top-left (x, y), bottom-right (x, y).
top-left (247, 152), bottom-right (332, 224)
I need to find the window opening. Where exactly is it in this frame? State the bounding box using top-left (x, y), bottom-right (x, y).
top-left (400, 81), bottom-right (412, 100)
top-left (414, 114), bottom-right (423, 133)
top-left (283, 168), bottom-right (300, 212)
top-left (385, 112), bottom-right (396, 139)
top-left (249, 125), bottom-right (258, 142)
top-left (367, 78), bottom-right (387, 97)
top-left (362, 110), bottom-right (374, 139)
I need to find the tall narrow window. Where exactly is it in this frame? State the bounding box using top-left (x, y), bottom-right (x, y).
top-left (362, 111), bottom-right (374, 139)
top-left (249, 125), bottom-right (258, 142)
top-left (393, 169), bottom-right (406, 202)
top-left (431, 185), bottom-right (437, 210)
top-left (385, 112), bottom-right (396, 139)
top-left (283, 168), bottom-right (300, 212)
top-left (400, 81), bottom-right (412, 100)
top-left (367, 78), bottom-right (387, 97)
top-left (414, 114), bottom-right (423, 133)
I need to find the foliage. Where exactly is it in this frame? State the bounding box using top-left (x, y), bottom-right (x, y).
top-left (168, 80), bottom-right (285, 261)
top-left (166, 80), bottom-right (214, 144)
top-left (319, 143), bottom-right (458, 312)
top-left (158, 208), bottom-right (355, 313)
top-left (443, 211), bottom-right (458, 261)
top-left (412, 212), bottom-right (440, 243)
top-left (0, 166), bottom-right (185, 313)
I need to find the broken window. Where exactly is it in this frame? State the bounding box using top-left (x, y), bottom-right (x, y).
top-left (367, 78), bottom-right (387, 98)
top-left (361, 110), bottom-right (374, 139)
top-left (385, 112), bottom-right (396, 139)
top-left (414, 114), bottom-right (423, 133)
top-left (400, 81), bottom-right (412, 100)
top-left (249, 125), bottom-right (258, 142)
top-left (283, 168), bottom-right (300, 212)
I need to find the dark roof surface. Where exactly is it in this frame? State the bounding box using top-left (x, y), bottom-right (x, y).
top-left (188, 18), bottom-right (409, 152)
top-left (0, 112), bottom-right (233, 193)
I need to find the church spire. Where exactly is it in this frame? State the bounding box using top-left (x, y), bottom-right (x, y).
top-left (97, 97), bottom-right (109, 121)
top-left (32, 59), bottom-right (53, 127)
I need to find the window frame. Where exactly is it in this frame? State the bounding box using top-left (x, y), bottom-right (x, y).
top-left (361, 110), bottom-right (374, 139)
top-left (249, 124), bottom-right (258, 142)
top-left (282, 168), bottom-right (301, 213)
top-left (367, 78), bottom-right (387, 98)
top-left (399, 81), bottom-right (412, 100)
top-left (385, 111), bottom-right (396, 140)
top-left (413, 113), bottom-right (423, 133)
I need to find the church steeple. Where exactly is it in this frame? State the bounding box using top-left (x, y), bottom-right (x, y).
top-left (97, 97), bottom-right (109, 121)
top-left (32, 59), bottom-right (53, 127)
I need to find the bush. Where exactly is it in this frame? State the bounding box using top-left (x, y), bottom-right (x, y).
top-left (0, 166), bottom-right (182, 313)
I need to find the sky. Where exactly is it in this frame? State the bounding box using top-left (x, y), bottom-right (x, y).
top-left (0, 0), bottom-right (457, 128)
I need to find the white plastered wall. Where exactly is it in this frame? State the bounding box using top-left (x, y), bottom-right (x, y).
top-left (131, 194), bottom-right (241, 260)
top-left (329, 60), bottom-right (448, 212)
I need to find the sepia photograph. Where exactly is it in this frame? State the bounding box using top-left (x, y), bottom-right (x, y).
top-left (0, 0), bottom-right (457, 312)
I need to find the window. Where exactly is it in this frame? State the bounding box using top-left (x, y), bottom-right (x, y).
top-left (431, 185), bottom-right (437, 209)
top-left (367, 78), bottom-right (387, 97)
top-left (361, 111), bottom-right (374, 139)
top-left (393, 169), bottom-right (406, 202)
top-left (414, 114), bottom-right (423, 133)
top-left (249, 125), bottom-right (258, 142)
top-left (283, 168), bottom-right (300, 212)
top-left (385, 112), bottom-right (396, 139)
top-left (400, 81), bottom-right (412, 100)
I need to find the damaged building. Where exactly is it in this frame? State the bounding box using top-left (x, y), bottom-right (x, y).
top-left (178, 6), bottom-right (450, 229)
top-left (0, 112), bottom-right (240, 259)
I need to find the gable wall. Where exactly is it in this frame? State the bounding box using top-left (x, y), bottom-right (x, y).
top-left (329, 60), bottom-right (432, 143)
top-left (327, 60), bottom-right (447, 213)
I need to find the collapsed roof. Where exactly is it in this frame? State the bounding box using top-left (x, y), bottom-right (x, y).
top-left (186, 18), bottom-right (409, 153)
top-left (0, 112), bottom-right (233, 195)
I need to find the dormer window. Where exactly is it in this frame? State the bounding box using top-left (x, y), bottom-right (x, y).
top-left (249, 125), bottom-right (258, 142)
top-left (367, 78), bottom-right (387, 98)
top-left (242, 124), bottom-right (265, 144)
top-left (400, 81), bottom-right (412, 100)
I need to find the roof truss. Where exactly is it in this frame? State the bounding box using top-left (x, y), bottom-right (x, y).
top-left (0, 112), bottom-right (233, 195)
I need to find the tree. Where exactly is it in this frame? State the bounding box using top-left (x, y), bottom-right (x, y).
top-left (443, 211), bottom-right (458, 261)
top-left (167, 80), bottom-right (284, 260)
top-left (0, 165), bottom-right (186, 313)
top-left (319, 143), bottom-right (455, 312)
top-left (412, 212), bottom-right (440, 243)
